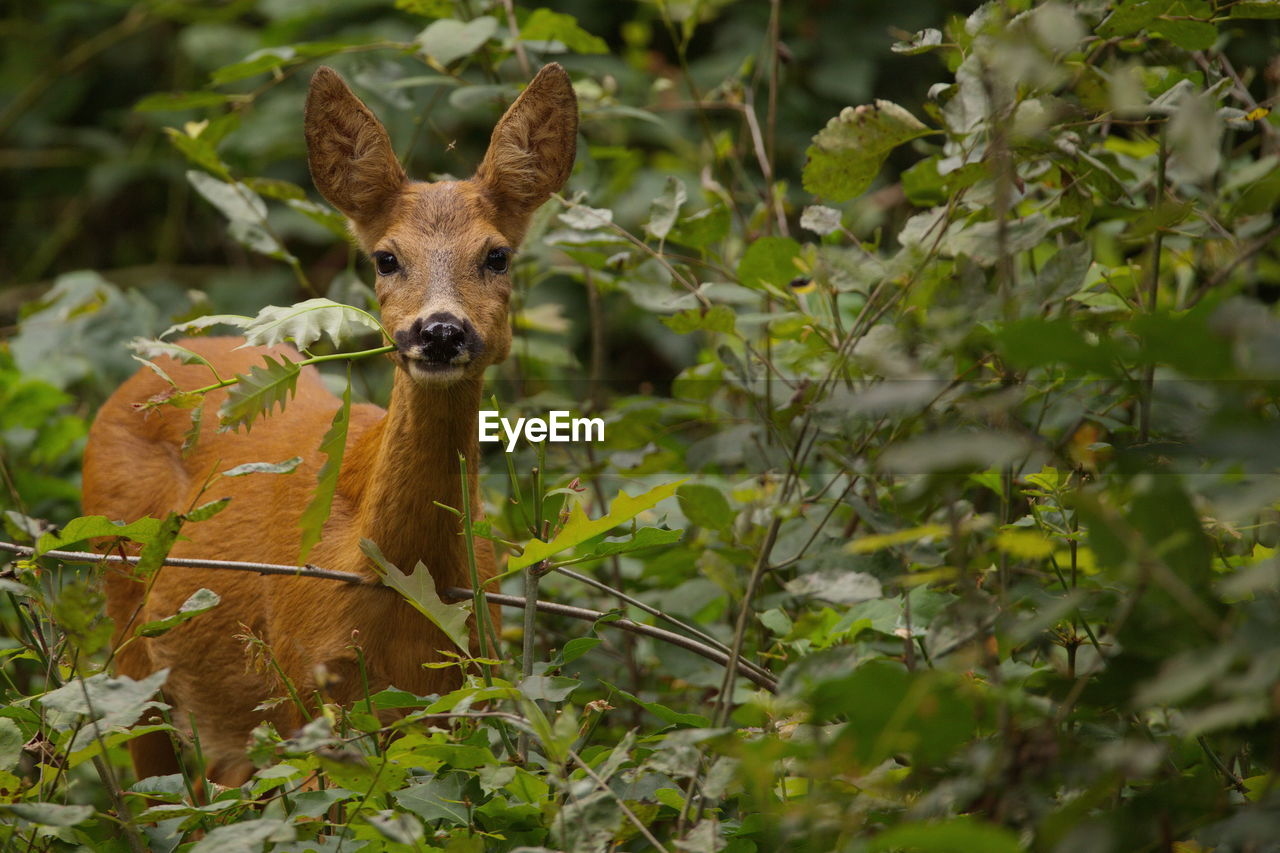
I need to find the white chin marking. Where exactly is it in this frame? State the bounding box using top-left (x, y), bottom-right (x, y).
top-left (405, 359), bottom-right (464, 385)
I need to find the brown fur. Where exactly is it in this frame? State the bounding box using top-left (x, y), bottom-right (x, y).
top-left (82, 64), bottom-right (578, 786)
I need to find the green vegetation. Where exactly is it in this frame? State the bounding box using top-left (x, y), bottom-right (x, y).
top-left (3, 0), bottom-right (1280, 850)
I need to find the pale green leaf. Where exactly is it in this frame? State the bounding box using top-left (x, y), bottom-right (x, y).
top-left (222, 457), bottom-right (302, 477)
top-left (647, 176), bottom-right (687, 241)
top-left (240, 298), bottom-right (383, 351)
top-left (187, 170), bottom-right (266, 223)
top-left (508, 480), bottom-right (684, 570)
top-left (416, 16), bottom-right (498, 67)
top-left (135, 588), bottom-right (221, 638)
top-left (362, 539), bottom-right (470, 653)
top-left (299, 378), bottom-right (351, 561)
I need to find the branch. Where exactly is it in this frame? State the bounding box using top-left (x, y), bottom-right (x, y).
top-left (0, 541), bottom-right (777, 692)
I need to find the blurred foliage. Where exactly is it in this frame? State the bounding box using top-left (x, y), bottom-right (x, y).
top-left (4, 0), bottom-right (1280, 851)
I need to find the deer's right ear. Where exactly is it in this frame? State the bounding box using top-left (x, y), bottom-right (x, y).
top-left (305, 66), bottom-right (406, 238)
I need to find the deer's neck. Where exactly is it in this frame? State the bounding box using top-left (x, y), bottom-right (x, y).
top-left (347, 370), bottom-right (482, 584)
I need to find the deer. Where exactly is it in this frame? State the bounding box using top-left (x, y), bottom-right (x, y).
top-left (81, 62), bottom-right (578, 787)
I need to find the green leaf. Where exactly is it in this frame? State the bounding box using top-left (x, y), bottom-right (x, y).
top-left (241, 298), bottom-right (383, 351)
top-left (646, 176), bottom-right (686, 241)
top-left (663, 305), bottom-right (736, 335)
top-left (509, 480), bottom-right (684, 570)
top-left (222, 457), bottom-right (302, 477)
top-left (396, 0), bottom-right (453, 16)
top-left (677, 483), bottom-right (734, 532)
top-left (1098, 0), bottom-right (1174, 37)
top-left (1151, 18), bottom-right (1217, 50)
top-left (185, 497), bottom-right (230, 523)
top-left (135, 512), bottom-right (184, 579)
top-left (395, 771), bottom-right (470, 825)
top-left (362, 539), bottom-right (470, 652)
top-left (866, 817), bottom-right (1022, 853)
top-left (0, 717), bottom-right (23, 770)
top-left (40, 669), bottom-right (170, 737)
top-left (558, 636), bottom-right (601, 665)
top-left (519, 675), bottom-right (580, 702)
top-left (210, 48), bottom-right (299, 85)
top-left (299, 378), bottom-right (351, 561)
top-left (578, 526), bottom-right (684, 560)
top-left (737, 236), bottom-right (802, 292)
top-left (605, 682), bottom-right (711, 728)
top-left (520, 9), bottom-right (608, 53)
top-left (416, 16), bottom-right (499, 67)
top-left (190, 818), bottom-right (296, 853)
top-left (36, 516), bottom-right (161, 556)
top-left (187, 170), bottom-right (266, 224)
top-left (671, 204), bottom-right (730, 248)
top-left (1231, 0), bottom-right (1280, 17)
top-left (218, 354), bottom-right (302, 432)
top-left (995, 317), bottom-right (1128, 375)
top-left (164, 128), bottom-right (230, 179)
top-left (0, 803), bottom-right (96, 827)
top-left (136, 91), bottom-right (232, 112)
top-left (799, 205), bottom-right (842, 236)
top-left (803, 101), bottom-right (930, 201)
top-left (135, 588), bottom-right (221, 638)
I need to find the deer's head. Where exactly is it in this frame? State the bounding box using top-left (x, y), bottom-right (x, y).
top-left (305, 64), bottom-right (578, 385)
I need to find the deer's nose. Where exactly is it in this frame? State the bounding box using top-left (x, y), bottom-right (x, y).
top-left (411, 313), bottom-right (467, 364)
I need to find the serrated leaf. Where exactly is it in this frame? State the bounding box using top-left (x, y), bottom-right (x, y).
top-left (416, 16), bottom-right (498, 67)
top-left (187, 170), bottom-right (266, 223)
top-left (509, 480), bottom-right (684, 570)
top-left (240, 298), bottom-right (383, 351)
top-left (362, 539), bottom-right (470, 653)
top-left (161, 313), bottom-right (252, 339)
top-left (222, 457), bottom-right (302, 477)
top-left (218, 355), bottom-right (302, 432)
top-left (128, 337), bottom-right (214, 369)
top-left (520, 8), bottom-right (608, 53)
top-left (803, 101), bottom-right (930, 201)
top-left (36, 516), bottom-right (161, 556)
top-left (299, 379), bottom-right (351, 561)
top-left (646, 176), bottom-right (686, 241)
top-left (135, 588), bottom-right (221, 638)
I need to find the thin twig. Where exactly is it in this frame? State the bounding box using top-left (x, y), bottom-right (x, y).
top-left (0, 541), bottom-right (776, 691)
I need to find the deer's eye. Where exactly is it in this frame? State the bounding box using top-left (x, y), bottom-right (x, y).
top-left (372, 251), bottom-right (399, 276)
top-left (484, 247), bottom-right (511, 274)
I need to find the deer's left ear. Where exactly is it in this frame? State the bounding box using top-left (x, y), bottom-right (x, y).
top-left (475, 63), bottom-right (579, 228)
